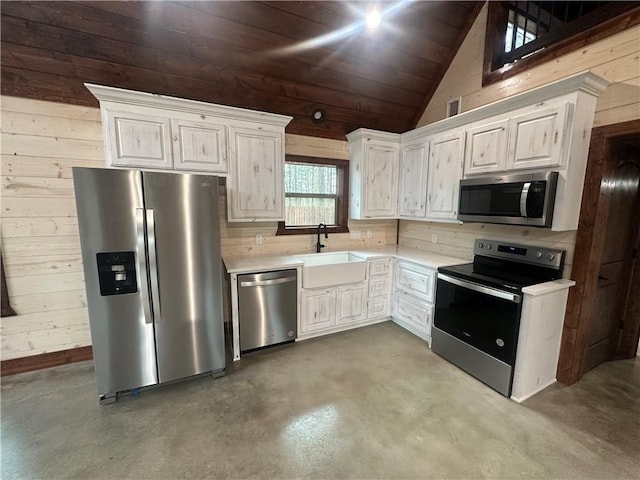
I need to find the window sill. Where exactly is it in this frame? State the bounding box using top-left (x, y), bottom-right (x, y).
top-left (275, 224), bottom-right (349, 236)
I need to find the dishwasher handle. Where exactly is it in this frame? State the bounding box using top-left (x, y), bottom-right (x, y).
top-left (239, 276), bottom-right (297, 288)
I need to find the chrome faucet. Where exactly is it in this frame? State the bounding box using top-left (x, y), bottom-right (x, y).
top-left (316, 223), bottom-right (328, 253)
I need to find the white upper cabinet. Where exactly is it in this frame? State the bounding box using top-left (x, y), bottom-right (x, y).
top-left (426, 129), bottom-right (465, 221)
top-left (464, 118), bottom-right (509, 175)
top-left (398, 140), bottom-right (429, 218)
top-left (85, 83), bottom-right (292, 222)
top-left (171, 119), bottom-right (227, 173)
top-left (227, 125), bottom-right (284, 222)
top-left (108, 108), bottom-right (173, 169)
top-left (347, 129), bottom-right (400, 219)
top-left (506, 102), bottom-right (570, 171)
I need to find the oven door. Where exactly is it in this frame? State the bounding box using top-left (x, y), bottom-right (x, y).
top-left (432, 273), bottom-right (522, 396)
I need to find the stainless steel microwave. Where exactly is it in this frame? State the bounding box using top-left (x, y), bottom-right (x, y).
top-left (458, 171), bottom-right (559, 227)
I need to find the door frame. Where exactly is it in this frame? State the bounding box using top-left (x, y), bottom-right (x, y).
top-left (557, 119), bottom-right (640, 385)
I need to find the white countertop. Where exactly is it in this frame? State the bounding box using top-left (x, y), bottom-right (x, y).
top-left (223, 246), bottom-right (468, 274)
top-left (223, 254), bottom-right (304, 274)
top-left (522, 278), bottom-right (576, 296)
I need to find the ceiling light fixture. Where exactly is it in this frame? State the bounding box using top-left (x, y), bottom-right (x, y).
top-left (311, 108), bottom-right (326, 123)
top-left (367, 8), bottom-right (382, 30)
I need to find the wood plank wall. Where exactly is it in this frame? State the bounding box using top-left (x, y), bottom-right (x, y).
top-left (1, 97), bottom-right (103, 361)
top-left (0, 97), bottom-right (397, 362)
top-left (400, 4), bottom-right (640, 278)
top-left (418, 4), bottom-right (640, 127)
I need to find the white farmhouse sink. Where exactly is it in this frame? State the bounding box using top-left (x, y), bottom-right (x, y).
top-left (298, 252), bottom-right (367, 289)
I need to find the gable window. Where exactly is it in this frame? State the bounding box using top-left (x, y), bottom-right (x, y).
top-left (483, 1), bottom-right (640, 86)
top-left (276, 155), bottom-right (349, 235)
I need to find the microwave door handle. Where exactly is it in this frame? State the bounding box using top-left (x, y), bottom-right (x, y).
top-left (520, 182), bottom-right (531, 217)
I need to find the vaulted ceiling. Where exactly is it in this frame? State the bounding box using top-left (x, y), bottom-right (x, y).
top-left (1, 1), bottom-right (483, 140)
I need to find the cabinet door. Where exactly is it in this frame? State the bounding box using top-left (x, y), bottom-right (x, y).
top-left (464, 119), bottom-right (509, 175)
top-left (108, 110), bottom-right (172, 169)
top-left (398, 141), bottom-right (428, 218)
top-left (171, 119), bottom-right (227, 173)
top-left (363, 141), bottom-right (398, 217)
top-left (507, 103), bottom-right (570, 171)
top-left (336, 283), bottom-right (367, 325)
top-left (300, 288), bottom-right (336, 334)
top-left (426, 130), bottom-right (465, 221)
top-left (228, 125), bottom-right (284, 221)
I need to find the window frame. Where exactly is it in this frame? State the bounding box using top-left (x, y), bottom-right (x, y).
top-left (482, 2), bottom-right (640, 87)
top-left (276, 155), bottom-right (350, 236)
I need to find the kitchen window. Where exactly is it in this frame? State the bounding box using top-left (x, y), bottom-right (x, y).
top-left (482, 1), bottom-right (639, 86)
top-left (276, 155), bottom-right (349, 235)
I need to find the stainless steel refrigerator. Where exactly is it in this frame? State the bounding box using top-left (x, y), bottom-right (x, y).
top-left (73, 167), bottom-right (225, 404)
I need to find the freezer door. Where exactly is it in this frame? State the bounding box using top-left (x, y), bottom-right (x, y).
top-left (142, 171), bottom-right (225, 382)
top-left (72, 167), bottom-right (158, 397)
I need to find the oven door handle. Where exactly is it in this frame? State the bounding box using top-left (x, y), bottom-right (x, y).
top-left (438, 273), bottom-right (522, 303)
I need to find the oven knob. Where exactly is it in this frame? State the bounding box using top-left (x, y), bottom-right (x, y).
top-left (547, 253), bottom-right (555, 261)
top-left (478, 242), bottom-right (484, 249)
top-left (496, 339), bottom-right (505, 347)
top-left (486, 244), bottom-right (492, 250)
top-left (536, 252), bottom-right (543, 258)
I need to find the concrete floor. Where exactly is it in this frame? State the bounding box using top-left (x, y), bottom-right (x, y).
top-left (1, 321), bottom-right (639, 479)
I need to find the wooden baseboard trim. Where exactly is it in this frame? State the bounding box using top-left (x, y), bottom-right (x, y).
top-left (1, 346), bottom-right (93, 377)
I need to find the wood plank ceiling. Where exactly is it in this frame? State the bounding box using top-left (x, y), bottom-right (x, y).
top-left (1, 1), bottom-right (482, 140)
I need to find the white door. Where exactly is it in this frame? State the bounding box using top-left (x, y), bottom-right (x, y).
top-left (108, 109), bottom-right (172, 169)
top-left (300, 288), bottom-right (336, 334)
top-left (363, 141), bottom-right (398, 217)
top-left (464, 118), bottom-right (509, 175)
top-left (171, 119), bottom-right (227, 173)
top-left (336, 283), bottom-right (367, 325)
top-left (426, 130), bottom-right (465, 221)
top-left (228, 125), bottom-right (284, 221)
top-left (507, 103), bottom-right (570, 171)
top-left (398, 141), bottom-right (428, 218)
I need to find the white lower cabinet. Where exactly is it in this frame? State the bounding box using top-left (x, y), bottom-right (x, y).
top-left (392, 259), bottom-right (437, 344)
top-left (300, 288), bottom-right (336, 335)
top-left (300, 281), bottom-right (370, 338)
top-left (393, 293), bottom-right (433, 338)
top-left (367, 257), bottom-right (392, 320)
top-left (336, 283), bottom-right (367, 325)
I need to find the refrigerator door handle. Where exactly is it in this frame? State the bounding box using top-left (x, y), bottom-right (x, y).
top-left (146, 209), bottom-right (162, 323)
top-left (135, 208), bottom-right (153, 324)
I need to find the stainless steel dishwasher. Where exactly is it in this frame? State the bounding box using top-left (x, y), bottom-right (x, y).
top-left (237, 269), bottom-right (297, 352)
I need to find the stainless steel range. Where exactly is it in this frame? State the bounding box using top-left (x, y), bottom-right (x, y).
top-left (432, 239), bottom-right (565, 397)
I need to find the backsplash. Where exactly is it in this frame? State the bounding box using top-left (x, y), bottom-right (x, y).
top-left (398, 220), bottom-right (577, 278)
top-left (219, 185), bottom-right (398, 257)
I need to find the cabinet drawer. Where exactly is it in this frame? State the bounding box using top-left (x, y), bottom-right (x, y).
top-left (393, 292), bottom-right (433, 335)
top-left (368, 276), bottom-right (390, 298)
top-left (395, 261), bottom-right (436, 302)
top-left (368, 258), bottom-right (391, 277)
top-left (368, 296), bottom-right (390, 319)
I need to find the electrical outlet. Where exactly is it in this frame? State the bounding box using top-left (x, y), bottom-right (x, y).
top-left (367, 230), bottom-right (373, 239)
top-left (350, 230), bottom-right (361, 239)
top-left (255, 235), bottom-right (264, 245)
top-left (431, 234), bottom-right (437, 244)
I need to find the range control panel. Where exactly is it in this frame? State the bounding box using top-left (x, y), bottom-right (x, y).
top-left (96, 251), bottom-right (137, 296)
top-left (473, 239), bottom-right (564, 269)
